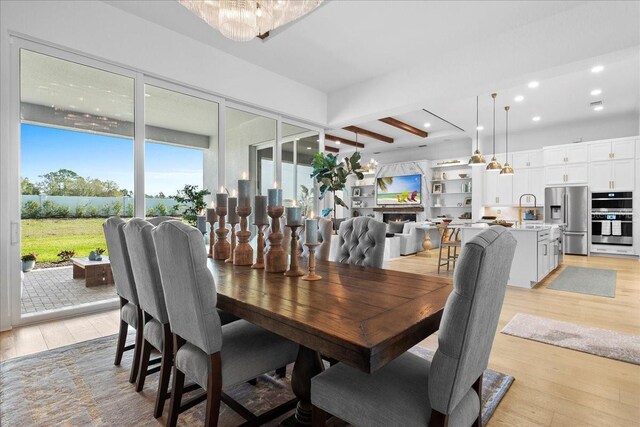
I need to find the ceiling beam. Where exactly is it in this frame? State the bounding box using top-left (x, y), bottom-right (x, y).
top-left (324, 146), bottom-right (339, 153)
top-left (379, 117), bottom-right (428, 138)
top-left (325, 134), bottom-right (365, 148)
top-left (343, 125), bottom-right (394, 144)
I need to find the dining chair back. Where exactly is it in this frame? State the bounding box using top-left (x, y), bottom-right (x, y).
top-left (336, 217), bottom-right (386, 268)
top-left (103, 217), bottom-right (138, 305)
top-left (298, 217), bottom-right (333, 261)
top-left (147, 216), bottom-right (175, 226)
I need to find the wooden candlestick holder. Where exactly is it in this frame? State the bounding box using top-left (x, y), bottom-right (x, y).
top-left (233, 206), bottom-right (253, 266)
top-left (208, 219), bottom-right (216, 258)
top-left (265, 206), bottom-right (286, 273)
top-left (214, 207), bottom-right (230, 260)
top-left (302, 243), bottom-right (322, 281)
top-left (225, 221), bottom-right (238, 263)
top-left (284, 224), bottom-right (304, 277)
top-left (251, 224), bottom-right (267, 269)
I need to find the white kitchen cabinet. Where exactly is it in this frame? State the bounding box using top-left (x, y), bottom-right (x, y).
top-left (482, 171), bottom-right (497, 206)
top-left (590, 139), bottom-right (636, 161)
top-left (482, 171), bottom-right (512, 206)
top-left (545, 163), bottom-right (588, 185)
top-left (543, 144), bottom-right (588, 165)
top-left (590, 158), bottom-right (635, 191)
top-left (512, 149), bottom-right (544, 169)
top-left (513, 168), bottom-right (544, 206)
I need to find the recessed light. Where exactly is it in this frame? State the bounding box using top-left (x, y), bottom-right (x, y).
top-left (591, 65), bottom-right (604, 73)
top-left (593, 105), bottom-right (604, 111)
top-left (335, 141), bottom-right (341, 145)
top-left (424, 122), bottom-right (431, 128)
top-left (514, 95), bottom-right (524, 102)
top-left (528, 81), bottom-right (539, 89)
top-left (590, 89), bottom-right (602, 96)
top-left (476, 126), bottom-right (484, 131)
top-left (306, 147), bottom-right (312, 149)
top-left (532, 116), bottom-right (541, 122)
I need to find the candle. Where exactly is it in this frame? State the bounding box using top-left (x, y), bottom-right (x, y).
top-left (216, 186), bottom-right (228, 209)
top-left (238, 179), bottom-right (251, 207)
top-left (305, 217), bottom-right (318, 244)
top-left (286, 206), bottom-right (302, 226)
top-left (228, 197), bottom-right (239, 223)
top-left (197, 215), bottom-right (207, 234)
top-left (268, 188), bottom-right (282, 207)
top-left (206, 205), bottom-right (218, 223)
top-left (254, 195), bottom-right (268, 225)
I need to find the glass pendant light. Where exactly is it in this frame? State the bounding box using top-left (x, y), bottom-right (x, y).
top-left (500, 106), bottom-right (514, 175)
top-left (468, 95), bottom-right (486, 165)
top-left (486, 93), bottom-right (502, 171)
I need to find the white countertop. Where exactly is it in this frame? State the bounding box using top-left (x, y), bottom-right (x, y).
top-left (457, 223), bottom-right (554, 232)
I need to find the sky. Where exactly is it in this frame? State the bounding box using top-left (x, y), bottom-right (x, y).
top-left (378, 174), bottom-right (422, 194)
top-left (21, 123), bottom-right (203, 196)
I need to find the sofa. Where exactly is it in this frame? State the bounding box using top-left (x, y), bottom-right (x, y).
top-left (395, 222), bottom-right (425, 256)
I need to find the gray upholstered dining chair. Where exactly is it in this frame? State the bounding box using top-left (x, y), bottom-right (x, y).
top-left (297, 217), bottom-right (333, 261)
top-left (103, 216), bottom-right (142, 384)
top-left (147, 216), bottom-right (175, 226)
top-left (336, 217), bottom-right (386, 268)
top-left (310, 226), bottom-right (517, 427)
top-left (152, 220), bottom-right (299, 427)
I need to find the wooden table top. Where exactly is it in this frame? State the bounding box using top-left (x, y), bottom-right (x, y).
top-left (207, 259), bottom-right (451, 373)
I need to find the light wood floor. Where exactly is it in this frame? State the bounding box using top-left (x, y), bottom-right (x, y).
top-left (1, 252), bottom-right (639, 426)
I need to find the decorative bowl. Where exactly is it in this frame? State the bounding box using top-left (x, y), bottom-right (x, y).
top-left (458, 173), bottom-right (468, 178)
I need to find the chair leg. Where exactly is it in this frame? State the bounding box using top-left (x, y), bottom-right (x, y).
top-left (275, 366), bottom-right (287, 378)
top-left (129, 306), bottom-right (144, 384)
top-left (154, 323), bottom-right (173, 419)
top-left (114, 318), bottom-right (128, 366)
top-left (204, 352), bottom-right (222, 427)
top-left (167, 334), bottom-right (186, 427)
top-left (136, 339), bottom-right (152, 392)
top-left (312, 405), bottom-right (328, 427)
top-left (473, 374), bottom-right (483, 427)
top-left (429, 409), bottom-right (449, 427)
top-left (437, 244), bottom-right (444, 274)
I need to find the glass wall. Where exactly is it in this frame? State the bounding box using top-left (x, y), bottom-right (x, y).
top-left (282, 122), bottom-right (319, 215)
top-left (144, 84), bottom-right (218, 217)
top-left (19, 49), bottom-right (134, 313)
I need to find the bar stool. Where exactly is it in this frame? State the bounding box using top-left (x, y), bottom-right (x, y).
top-left (438, 222), bottom-right (461, 274)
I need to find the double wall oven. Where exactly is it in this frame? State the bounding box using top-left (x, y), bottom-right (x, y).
top-left (591, 192), bottom-right (633, 252)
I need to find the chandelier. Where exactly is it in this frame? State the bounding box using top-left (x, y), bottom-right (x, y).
top-left (178, 0), bottom-right (324, 42)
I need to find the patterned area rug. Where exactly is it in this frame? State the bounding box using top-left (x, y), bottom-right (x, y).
top-left (0, 334), bottom-right (514, 426)
top-left (502, 313), bottom-right (640, 365)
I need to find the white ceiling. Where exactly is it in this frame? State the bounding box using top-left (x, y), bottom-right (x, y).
top-left (105, 0), bottom-right (586, 93)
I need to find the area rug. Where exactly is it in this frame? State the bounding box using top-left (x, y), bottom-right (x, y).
top-left (0, 334), bottom-right (513, 426)
top-left (501, 313), bottom-right (640, 365)
top-left (547, 265), bottom-right (616, 297)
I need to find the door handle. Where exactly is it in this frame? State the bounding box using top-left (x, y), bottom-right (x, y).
top-left (544, 244), bottom-right (547, 256)
top-left (564, 232), bottom-right (585, 236)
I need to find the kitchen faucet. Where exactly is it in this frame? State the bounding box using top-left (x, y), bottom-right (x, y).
top-left (518, 193), bottom-right (537, 225)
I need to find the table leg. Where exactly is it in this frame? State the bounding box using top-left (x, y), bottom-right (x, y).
top-left (417, 231), bottom-right (432, 257)
top-left (72, 263), bottom-right (85, 279)
top-left (281, 345), bottom-right (324, 426)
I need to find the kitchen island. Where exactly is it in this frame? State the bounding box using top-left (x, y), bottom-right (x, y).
top-left (459, 223), bottom-right (561, 288)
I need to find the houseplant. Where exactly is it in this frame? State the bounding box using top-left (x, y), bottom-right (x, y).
top-left (173, 184), bottom-right (211, 226)
top-left (21, 253), bottom-right (37, 272)
top-left (311, 151), bottom-right (364, 219)
top-left (95, 247), bottom-right (105, 261)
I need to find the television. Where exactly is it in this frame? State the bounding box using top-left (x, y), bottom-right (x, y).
top-left (376, 174), bottom-right (422, 205)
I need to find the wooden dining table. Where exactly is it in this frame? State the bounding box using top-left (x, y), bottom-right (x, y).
top-left (207, 258), bottom-right (452, 426)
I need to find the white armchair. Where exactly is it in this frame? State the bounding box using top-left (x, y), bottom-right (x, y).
top-left (395, 222), bottom-right (425, 255)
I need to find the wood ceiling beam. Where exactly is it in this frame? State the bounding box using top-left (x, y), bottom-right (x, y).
top-left (324, 146), bottom-right (339, 153)
top-left (379, 117), bottom-right (428, 138)
top-left (343, 125), bottom-right (394, 144)
top-left (325, 134), bottom-right (365, 148)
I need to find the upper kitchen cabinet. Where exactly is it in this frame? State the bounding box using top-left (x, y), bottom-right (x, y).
top-left (545, 163), bottom-right (588, 185)
top-left (513, 168), bottom-right (544, 206)
top-left (589, 139), bottom-right (636, 162)
top-left (512, 149), bottom-right (544, 169)
top-left (590, 159), bottom-right (636, 191)
top-left (543, 144), bottom-right (588, 165)
top-left (483, 170), bottom-right (513, 206)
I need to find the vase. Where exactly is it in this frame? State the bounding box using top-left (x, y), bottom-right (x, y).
top-left (22, 260), bottom-right (35, 272)
top-left (89, 251), bottom-right (97, 261)
top-left (95, 255), bottom-right (103, 261)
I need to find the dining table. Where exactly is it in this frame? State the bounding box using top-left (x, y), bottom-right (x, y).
top-left (207, 257), bottom-right (452, 426)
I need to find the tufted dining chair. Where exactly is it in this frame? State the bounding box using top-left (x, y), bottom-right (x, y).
top-left (147, 216), bottom-right (175, 226)
top-left (152, 220), bottom-right (299, 427)
top-left (297, 217), bottom-right (333, 261)
top-left (265, 216), bottom-right (292, 257)
top-left (310, 226), bottom-right (517, 427)
top-left (336, 217), bottom-right (386, 268)
top-left (103, 216), bottom-right (142, 384)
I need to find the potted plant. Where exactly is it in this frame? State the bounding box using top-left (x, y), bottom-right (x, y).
top-left (311, 152), bottom-right (364, 222)
top-left (95, 247), bottom-right (105, 261)
top-left (173, 184), bottom-right (211, 226)
top-left (21, 253), bottom-right (37, 272)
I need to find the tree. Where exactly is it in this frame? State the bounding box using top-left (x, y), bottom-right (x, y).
top-left (37, 169), bottom-right (126, 197)
top-left (173, 184), bottom-right (211, 226)
top-left (20, 177), bottom-right (40, 195)
top-left (310, 152), bottom-right (363, 218)
top-left (39, 169), bottom-right (78, 195)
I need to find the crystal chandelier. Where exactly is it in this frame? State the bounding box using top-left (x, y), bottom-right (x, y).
top-left (178, 0), bottom-right (324, 42)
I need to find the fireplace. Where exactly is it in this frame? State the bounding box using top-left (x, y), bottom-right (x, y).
top-left (383, 213), bottom-right (417, 223)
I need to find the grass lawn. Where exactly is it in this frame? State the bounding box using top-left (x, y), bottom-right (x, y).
top-left (21, 218), bottom-right (108, 263)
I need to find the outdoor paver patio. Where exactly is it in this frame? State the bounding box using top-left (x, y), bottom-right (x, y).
top-left (21, 266), bottom-right (117, 314)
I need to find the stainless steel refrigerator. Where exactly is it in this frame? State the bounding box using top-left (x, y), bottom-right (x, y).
top-left (545, 186), bottom-right (588, 255)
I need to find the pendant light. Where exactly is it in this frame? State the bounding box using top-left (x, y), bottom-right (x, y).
top-left (500, 106), bottom-right (514, 175)
top-left (468, 95), bottom-right (486, 165)
top-left (486, 93), bottom-right (502, 171)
